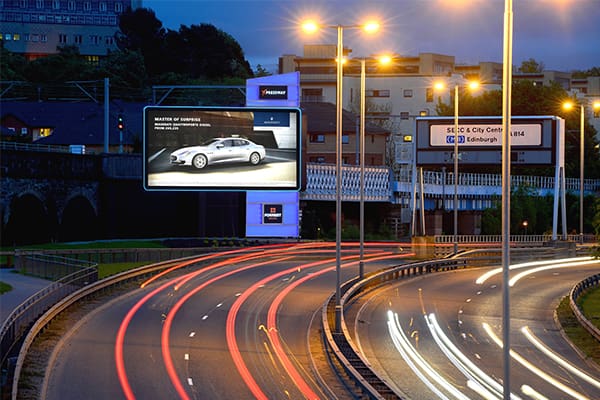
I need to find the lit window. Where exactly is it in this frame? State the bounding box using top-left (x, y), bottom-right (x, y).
top-left (4, 34), bottom-right (12, 41)
top-left (39, 128), bottom-right (52, 137)
top-left (13, 33), bottom-right (20, 41)
top-left (0, 34), bottom-right (3, 40)
top-left (342, 135), bottom-right (349, 144)
top-left (426, 87), bottom-right (434, 102)
top-left (310, 134), bottom-right (325, 143)
top-left (21, 128), bottom-right (28, 136)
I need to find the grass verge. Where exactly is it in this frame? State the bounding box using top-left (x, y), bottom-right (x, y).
top-left (556, 290), bottom-right (600, 366)
top-left (97, 262), bottom-right (149, 279)
top-left (0, 281), bottom-right (13, 294)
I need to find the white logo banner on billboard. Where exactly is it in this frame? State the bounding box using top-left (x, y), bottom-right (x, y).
top-left (430, 124), bottom-right (542, 146)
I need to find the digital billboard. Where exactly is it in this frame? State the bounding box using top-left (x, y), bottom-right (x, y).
top-left (144, 106), bottom-right (301, 191)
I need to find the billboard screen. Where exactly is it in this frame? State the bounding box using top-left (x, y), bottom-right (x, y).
top-left (144, 106), bottom-right (301, 191)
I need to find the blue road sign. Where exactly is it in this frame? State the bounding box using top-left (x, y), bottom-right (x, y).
top-left (446, 135), bottom-right (465, 144)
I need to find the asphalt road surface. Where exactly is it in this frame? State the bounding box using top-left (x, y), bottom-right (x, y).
top-left (351, 260), bottom-right (600, 399)
top-left (42, 243), bottom-right (406, 399)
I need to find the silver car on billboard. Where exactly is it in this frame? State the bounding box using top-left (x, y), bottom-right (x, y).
top-left (169, 137), bottom-right (266, 169)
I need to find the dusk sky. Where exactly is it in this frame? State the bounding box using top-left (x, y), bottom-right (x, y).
top-left (143, 0), bottom-right (600, 73)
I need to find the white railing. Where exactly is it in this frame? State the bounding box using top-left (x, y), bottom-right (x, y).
top-left (301, 163), bottom-right (600, 202)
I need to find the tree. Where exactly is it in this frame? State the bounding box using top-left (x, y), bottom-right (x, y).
top-left (116, 7), bottom-right (168, 78)
top-left (517, 58), bottom-right (544, 73)
top-left (0, 42), bottom-right (27, 81)
top-left (24, 45), bottom-right (95, 82)
top-left (116, 8), bottom-right (253, 83)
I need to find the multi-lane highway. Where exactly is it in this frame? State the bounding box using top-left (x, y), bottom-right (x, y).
top-left (40, 245), bottom-right (599, 400)
top-left (351, 259), bottom-right (600, 399)
top-left (42, 243), bottom-right (407, 399)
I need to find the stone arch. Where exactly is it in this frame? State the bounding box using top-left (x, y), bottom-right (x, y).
top-left (58, 195), bottom-right (99, 242)
top-left (2, 192), bottom-right (55, 246)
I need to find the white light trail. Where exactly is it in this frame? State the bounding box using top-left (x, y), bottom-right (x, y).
top-left (521, 326), bottom-right (600, 389)
top-left (482, 323), bottom-right (590, 400)
top-left (521, 384), bottom-right (549, 400)
top-left (386, 311), bottom-right (467, 400)
top-left (475, 257), bottom-right (593, 285)
top-left (508, 259), bottom-right (599, 287)
top-left (426, 313), bottom-right (521, 400)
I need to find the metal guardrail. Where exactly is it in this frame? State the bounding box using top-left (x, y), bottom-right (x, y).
top-left (321, 258), bottom-right (467, 399)
top-left (0, 254), bottom-right (98, 368)
top-left (569, 273), bottom-right (600, 342)
top-left (8, 254), bottom-right (205, 400)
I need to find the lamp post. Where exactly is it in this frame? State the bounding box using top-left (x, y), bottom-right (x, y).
top-left (563, 100), bottom-right (600, 243)
top-left (359, 57), bottom-right (366, 279)
top-left (501, 1), bottom-right (514, 399)
top-left (302, 19), bottom-right (379, 332)
top-left (434, 80), bottom-right (479, 254)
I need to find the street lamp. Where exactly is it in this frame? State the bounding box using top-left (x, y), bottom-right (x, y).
top-left (302, 19), bottom-right (379, 332)
top-left (434, 79), bottom-right (479, 254)
top-left (501, 2), bottom-right (514, 399)
top-left (563, 99), bottom-right (600, 242)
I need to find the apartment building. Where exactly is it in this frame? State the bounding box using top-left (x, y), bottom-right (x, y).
top-left (280, 45), bottom-right (600, 146)
top-left (0, 0), bottom-right (141, 62)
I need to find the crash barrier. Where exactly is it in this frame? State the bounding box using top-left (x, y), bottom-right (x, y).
top-left (7, 254), bottom-right (204, 400)
top-left (0, 254), bottom-right (97, 368)
top-left (321, 258), bottom-right (467, 399)
top-left (569, 273), bottom-right (600, 342)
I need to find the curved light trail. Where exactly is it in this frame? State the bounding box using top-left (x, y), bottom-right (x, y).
top-left (117, 243), bottom-right (406, 399)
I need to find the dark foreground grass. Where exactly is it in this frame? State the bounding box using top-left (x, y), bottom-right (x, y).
top-left (556, 289), bottom-right (600, 366)
top-left (0, 281), bottom-right (13, 294)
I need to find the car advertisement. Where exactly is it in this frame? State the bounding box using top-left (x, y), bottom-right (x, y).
top-left (143, 106), bottom-right (301, 191)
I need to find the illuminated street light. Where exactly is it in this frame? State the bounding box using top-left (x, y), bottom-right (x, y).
top-left (434, 79), bottom-right (479, 254)
top-left (562, 99), bottom-right (600, 243)
top-left (501, 1), bottom-right (514, 399)
top-left (302, 19), bottom-right (379, 332)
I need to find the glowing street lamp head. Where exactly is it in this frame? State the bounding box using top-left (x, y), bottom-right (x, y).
top-left (301, 20), bottom-right (319, 34)
top-left (434, 81), bottom-right (446, 91)
top-left (378, 54), bottom-right (392, 65)
top-left (563, 100), bottom-right (575, 111)
top-left (593, 101), bottom-right (600, 110)
top-left (467, 81), bottom-right (480, 90)
top-left (363, 21), bottom-right (380, 33)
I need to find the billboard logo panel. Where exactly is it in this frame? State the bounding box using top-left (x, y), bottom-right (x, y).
top-left (143, 106), bottom-right (301, 191)
top-left (259, 85), bottom-right (288, 100)
top-left (263, 204), bottom-right (283, 224)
